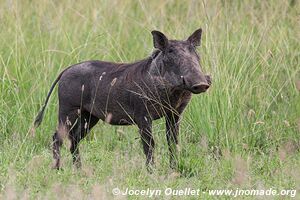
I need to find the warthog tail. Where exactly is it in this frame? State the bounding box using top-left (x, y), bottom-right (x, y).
top-left (34, 69), bottom-right (67, 128)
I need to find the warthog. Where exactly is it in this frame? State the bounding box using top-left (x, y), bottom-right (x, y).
top-left (34, 28), bottom-right (211, 171)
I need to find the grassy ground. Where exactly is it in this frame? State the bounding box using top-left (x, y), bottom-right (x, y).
top-left (0, 0), bottom-right (299, 199)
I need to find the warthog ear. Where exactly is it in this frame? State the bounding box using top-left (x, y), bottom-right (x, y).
top-left (187, 28), bottom-right (202, 47)
top-left (151, 30), bottom-right (168, 51)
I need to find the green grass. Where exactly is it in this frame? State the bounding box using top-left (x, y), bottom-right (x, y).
top-left (0, 0), bottom-right (299, 199)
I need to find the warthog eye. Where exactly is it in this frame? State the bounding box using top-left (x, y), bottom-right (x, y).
top-left (168, 49), bottom-right (174, 54)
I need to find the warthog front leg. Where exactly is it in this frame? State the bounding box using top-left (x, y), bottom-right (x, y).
top-left (166, 113), bottom-right (180, 169)
top-left (137, 118), bottom-right (155, 172)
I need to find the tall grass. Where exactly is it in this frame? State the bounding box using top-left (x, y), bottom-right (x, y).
top-left (0, 0), bottom-right (299, 199)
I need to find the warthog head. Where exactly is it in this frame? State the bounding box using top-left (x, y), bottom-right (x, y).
top-left (150, 28), bottom-right (211, 94)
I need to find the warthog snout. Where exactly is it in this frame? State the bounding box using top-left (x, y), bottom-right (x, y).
top-left (191, 82), bottom-right (210, 93)
top-left (183, 74), bottom-right (211, 94)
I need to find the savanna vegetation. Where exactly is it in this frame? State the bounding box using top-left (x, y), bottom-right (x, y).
top-left (0, 0), bottom-right (299, 199)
